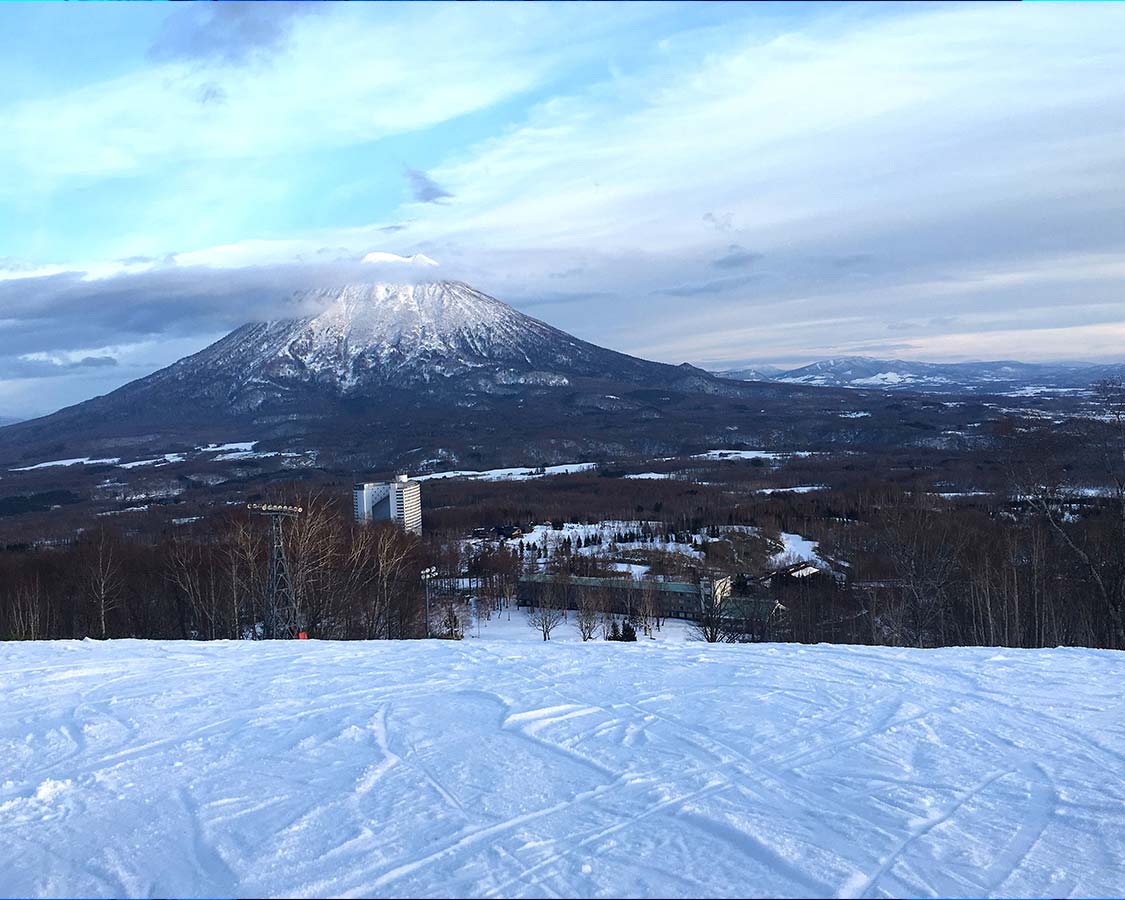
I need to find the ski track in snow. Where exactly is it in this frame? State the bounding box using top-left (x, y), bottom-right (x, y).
top-left (0, 640), bottom-right (1121, 899)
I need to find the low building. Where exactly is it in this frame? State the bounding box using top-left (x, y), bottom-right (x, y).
top-left (517, 573), bottom-right (734, 621)
top-left (353, 474), bottom-right (422, 534)
top-left (760, 560), bottom-right (827, 585)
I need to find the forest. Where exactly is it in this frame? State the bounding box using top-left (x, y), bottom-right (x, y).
top-left (2, 387), bottom-right (1125, 651)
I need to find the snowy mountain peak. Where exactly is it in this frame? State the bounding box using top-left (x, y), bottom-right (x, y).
top-left (143, 279), bottom-right (685, 403)
top-left (296, 281), bottom-right (556, 359)
top-left (247, 280), bottom-right (573, 388)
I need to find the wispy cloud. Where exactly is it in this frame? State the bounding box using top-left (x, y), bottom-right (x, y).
top-left (652, 275), bottom-right (759, 297)
top-left (404, 167), bottom-right (453, 204)
top-left (148, 2), bottom-right (316, 65)
top-left (712, 245), bottom-right (762, 270)
top-left (1, 4), bottom-right (634, 189)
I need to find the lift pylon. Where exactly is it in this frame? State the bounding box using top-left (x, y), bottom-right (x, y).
top-left (247, 502), bottom-right (304, 639)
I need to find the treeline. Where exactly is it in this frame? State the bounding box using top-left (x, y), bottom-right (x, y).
top-left (2, 481), bottom-right (1123, 649)
top-left (0, 492), bottom-right (427, 641)
top-left (3, 384), bottom-right (1125, 650)
top-left (770, 400), bottom-right (1125, 650)
top-left (766, 492), bottom-right (1124, 650)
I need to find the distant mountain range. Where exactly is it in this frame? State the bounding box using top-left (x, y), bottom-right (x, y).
top-left (714, 357), bottom-right (1124, 395)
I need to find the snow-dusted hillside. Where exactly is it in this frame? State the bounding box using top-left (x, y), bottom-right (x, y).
top-left (2, 638), bottom-right (1121, 898)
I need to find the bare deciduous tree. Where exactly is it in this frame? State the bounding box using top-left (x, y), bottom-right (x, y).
top-left (82, 528), bottom-right (123, 639)
top-left (528, 578), bottom-right (565, 641)
top-left (5, 574), bottom-right (49, 640)
top-left (575, 589), bottom-right (599, 641)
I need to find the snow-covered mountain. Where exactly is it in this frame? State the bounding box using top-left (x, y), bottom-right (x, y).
top-left (0, 280), bottom-right (754, 465)
top-left (711, 365), bottom-right (783, 383)
top-left (715, 356), bottom-right (1125, 395)
top-left (135, 281), bottom-right (704, 409)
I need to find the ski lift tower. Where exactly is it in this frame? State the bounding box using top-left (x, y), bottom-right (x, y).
top-left (247, 502), bottom-right (304, 639)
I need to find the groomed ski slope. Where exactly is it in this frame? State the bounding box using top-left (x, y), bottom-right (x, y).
top-left (1, 638), bottom-right (1122, 899)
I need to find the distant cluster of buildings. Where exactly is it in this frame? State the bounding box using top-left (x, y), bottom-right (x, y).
top-left (350, 473), bottom-right (840, 595)
top-left (353, 473), bottom-right (422, 534)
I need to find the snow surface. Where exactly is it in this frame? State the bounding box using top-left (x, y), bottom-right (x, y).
top-left (1, 639), bottom-right (1121, 898)
top-left (267, 281), bottom-right (583, 387)
top-left (609, 562), bottom-right (652, 577)
top-left (196, 441), bottom-right (256, 453)
top-left (127, 280), bottom-right (660, 404)
top-left (416, 463), bottom-right (596, 482)
top-left (511, 521), bottom-right (706, 561)
top-left (213, 450), bottom-right (290, 461)
top-left (11, 444), bottom-right (310, 473)
top-left (771, 531), bottom-right (825, 566)
top-left (692, 449), bottom-right (812, 461)
top-left (117, 453), bottom-right (187, 469)
top-left (9, 456), bottom-right (120, 471)
top-left (851, 372), bottom-right (910, 386)
top-left (95, 505), bottom-right (150, 517)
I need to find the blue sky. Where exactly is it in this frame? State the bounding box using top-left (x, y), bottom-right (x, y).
top-left (2, 1), bottom-right (1125, 417)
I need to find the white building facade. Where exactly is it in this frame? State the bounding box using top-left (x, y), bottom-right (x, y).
top-left (353, 474), bottom-right (422, 534)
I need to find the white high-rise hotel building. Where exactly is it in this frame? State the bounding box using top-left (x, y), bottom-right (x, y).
top-left (353, 474), bottom-right (422, 534)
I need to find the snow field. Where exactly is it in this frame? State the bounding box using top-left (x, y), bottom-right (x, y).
top-left (692, 449), bottom-right (812, 461)
top-left (756, 485), bottom-right (828, 495)
top-left (9, 456), bottom-right (121, 471)
top-left (463, 520), bottom-right (706, 564)
top-left (416, 463), bottom-right (596, 482)
top-left (771, 531), bottom-right (825, 567)
top-left (0, 639), bottom-right (1122, 898)
top-left (10, 442), bottom-right (261, 472)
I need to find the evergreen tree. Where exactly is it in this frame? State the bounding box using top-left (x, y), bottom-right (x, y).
top-left (621, 620), bottom-right (638, 642)
top-left (608, 618), bottom-right (621, 641)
